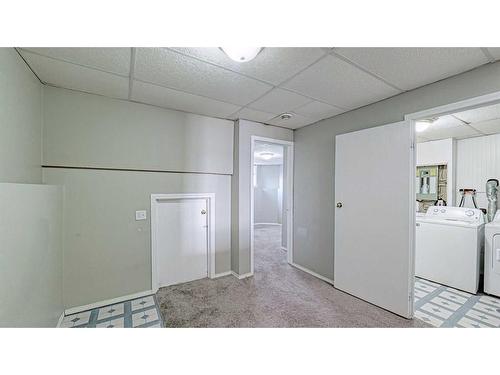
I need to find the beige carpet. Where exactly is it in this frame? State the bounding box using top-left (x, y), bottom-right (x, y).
top-left (156, 224), bottom-right (428, 327)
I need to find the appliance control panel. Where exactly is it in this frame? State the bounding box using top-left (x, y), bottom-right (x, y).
top-left (425, 206), bottom-right (484, 224)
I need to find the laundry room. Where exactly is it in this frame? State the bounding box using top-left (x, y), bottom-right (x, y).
top-left (413, 101), bottom-right (500, 327)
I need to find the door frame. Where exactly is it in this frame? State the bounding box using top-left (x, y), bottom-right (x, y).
top-left (250, 136), bottom-right (294, 274)
top-left (405, 91), bottom-right (500, 124)
top-left (405, 90), bottom-right (500, 313)
top-left (150, 193), bottom-right (216, 292)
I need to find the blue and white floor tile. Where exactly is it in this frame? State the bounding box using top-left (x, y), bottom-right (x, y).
top-left (59, 295), bottom-right (164, 328)
top-left (414, 278), bottom-right (500, 328)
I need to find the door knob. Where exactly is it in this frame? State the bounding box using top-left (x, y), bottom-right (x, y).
top-left (336, 202), bottom-right (343, 208)
top-left (201, 209), bottom-right (207, 215)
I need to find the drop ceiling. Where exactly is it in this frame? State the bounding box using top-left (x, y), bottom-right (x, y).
top-left (18, 47), bottom-right (500, 129)
top-left (417, 101), bottom-right (500, 143)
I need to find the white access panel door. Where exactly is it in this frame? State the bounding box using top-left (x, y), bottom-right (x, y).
top-left (156, 198), bottom-right (208, 287)
top-left (334, 121), bottom-right (414, 318)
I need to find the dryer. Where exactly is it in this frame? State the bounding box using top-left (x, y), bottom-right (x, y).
top-left (416, 206), bottom-right (485, 294)
top-left (485, 211), bottom-right (500, 297)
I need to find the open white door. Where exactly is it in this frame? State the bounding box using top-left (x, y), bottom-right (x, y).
top-left (334, 121), bottom-right (414, 318)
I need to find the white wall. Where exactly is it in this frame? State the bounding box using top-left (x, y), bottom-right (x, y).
top-left (42, 86), bottom-right (234, 309)
top-left (456, 133), bottom-right (500, 208)
top-left (0, 49), bottom-right (64, 327)
top-left (416, 138), bottom-right (456, 204)
top-left (232, 120), bottom-right (293, 274)
top-left (294, 61), bottom-right (500, 281)
top-left (0, 48), bottom-right (42, 183)
top-left (43, 168), bottom-right (230, 309)
top-left (254, 164), bottom-right (283, 224)
top-left (0, 183), bottom-right (63, 327)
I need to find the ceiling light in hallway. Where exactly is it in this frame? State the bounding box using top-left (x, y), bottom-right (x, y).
top-left (259, 152), bottom-right (275, 160)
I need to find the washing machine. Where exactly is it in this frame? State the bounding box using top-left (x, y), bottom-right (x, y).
top-left (485, 211), bottom-right (500, 297)
top-left (416, 206), bottom-right (485, 294)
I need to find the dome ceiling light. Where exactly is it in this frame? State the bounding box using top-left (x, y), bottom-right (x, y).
top-left (220, 47), bottom-right (263, 62)
top-left (415, 118), bottom-right (437, 133)
top-left (258, 152), bottom-right (275, 160)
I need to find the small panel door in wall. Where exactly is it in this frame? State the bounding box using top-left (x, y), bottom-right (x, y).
top-left (156, 198), bottom-right (208, 287)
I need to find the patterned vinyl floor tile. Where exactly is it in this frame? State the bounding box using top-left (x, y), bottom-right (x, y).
top-left (59, 295), bottom-right (164, 328)
top-left (414, 277), bottom-right (500, 328)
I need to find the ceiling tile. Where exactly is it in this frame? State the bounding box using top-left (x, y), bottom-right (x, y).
top-left (416, 135), bottom-right (429, 143)
top-left (248, 88), bottom-right (311, 114)
top-left (485, 48), bottom-right (500, 60)
top-left (293, 100), bottom-right (345, 118)
top-left (233, 107), bottom-right (276, 123)
top-left (20, 47), bottom-right (131, 75)
top-left (428, 115), bottom-right (464, 129)
top-left (419, 115), bottom-right (481, 141)
top-left (423, 126), bottom-right (481, 141)
top-left (282, 54), bottom-right (400, 109)
top-left (134, 48), bottom-right (271, 106)
top-left (468, 118), bottom-right (500, 135)
top-left (131, 80), bottom-right (240, 118)
top-left (267, 112), bottom-right (317, 129)
top-left (453, 102), bottom-right (500, 123)
top-left (170, 47), bottom-right (326, 85)
top-left (19, 50), bottom-right (129, 99)
top-left (334, 48), bottom-right (489, 90)
top-left (450, 131), bottom-right (483, 140)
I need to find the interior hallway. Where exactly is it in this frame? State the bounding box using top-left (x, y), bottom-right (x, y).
top-left (156, 224), bottom-right (428, 327)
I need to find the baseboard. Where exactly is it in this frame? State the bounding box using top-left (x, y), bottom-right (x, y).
top-left (213, 271), bottom-right (232, 278)
top-left (56, 311), bottom-right (65, 327)
top-left (254, 222), bottom-right (282, 226)
top-left (290, 262), bottom-right (334, 285)
top-left (231, 271), bottom-right (254, 279)
top-left (65, 289), bottom-right (155, 316)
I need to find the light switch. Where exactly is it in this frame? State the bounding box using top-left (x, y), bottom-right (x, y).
top-left (135, 210), bottom-right (147, 221)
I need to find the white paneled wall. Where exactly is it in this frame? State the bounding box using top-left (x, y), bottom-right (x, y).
top-left (456, 133), bottom-right (500, 208)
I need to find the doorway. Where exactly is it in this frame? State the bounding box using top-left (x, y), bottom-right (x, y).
top-left (408, 93), bottom-right (500, 327)
top-left (250, 136), bottom-right (293, 274)
top-left (332, 91), bottom-right (500, 323)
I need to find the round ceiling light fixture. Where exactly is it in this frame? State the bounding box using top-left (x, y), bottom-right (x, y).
top-left (220, 47), bottom-right (263, 62)
top-left (279, 113), bottom-right (293, 120)
top-left (259, 152), bottom-right (275, 160)
top-left (415, 118), bottom-right (436, 133)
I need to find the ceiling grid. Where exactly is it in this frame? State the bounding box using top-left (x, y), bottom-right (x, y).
top-left (16, 47), bottom-right (500, 129)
